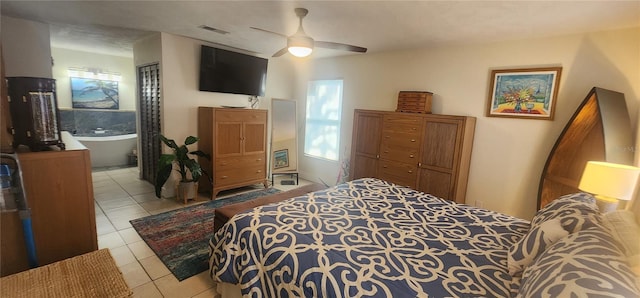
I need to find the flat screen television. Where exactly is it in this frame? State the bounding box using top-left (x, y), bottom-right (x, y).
top-left (199, 45), bottom-right (268, 96)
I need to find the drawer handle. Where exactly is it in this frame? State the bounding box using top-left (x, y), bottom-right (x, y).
top-left (221, 175), bottom-right (228, 179)
top-left (385, 135), bottom-right (391, 138)
top-left (256, 158), bottom-right (262, 161)
top-left (409, 154), bottom-right (414, 158)
top-left (411, 139), bottom-right (416, 142)
top-left (384, 150), bottom-right (389, 153)
top-left (408, 170), bottom-right (413, 173)
top-left (412, 127), bottom-right (416, 130)
top-left (383, 165), bottom-right (388, 168)
top-left (257, 170), bottom-right (262, 173)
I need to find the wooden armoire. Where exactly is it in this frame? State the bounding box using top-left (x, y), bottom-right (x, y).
top-left (198, 107), bottom-right (268, 199)
top-left (350, 109), bottom-right (476, 204)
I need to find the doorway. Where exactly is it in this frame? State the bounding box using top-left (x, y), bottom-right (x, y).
top-left (137, 63), bottom-right (161, 184)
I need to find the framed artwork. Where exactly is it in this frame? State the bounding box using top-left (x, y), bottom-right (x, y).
top-left (486, 67), bottom-right (562, 120)
top-left (71, 77), bottom-right (119, 109)
top-left (273, 149), bottom-right (289, 169)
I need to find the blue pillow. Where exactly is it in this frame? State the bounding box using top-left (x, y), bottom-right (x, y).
top-left (531, 192), bottom-right (601, 233)
top-left (517, 226), bottom-right (640, 297)
top-left (508, 218), bottom-right (568, 276)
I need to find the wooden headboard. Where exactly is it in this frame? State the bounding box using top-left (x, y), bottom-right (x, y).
top-left (538, 87), bottom-right (634, 209)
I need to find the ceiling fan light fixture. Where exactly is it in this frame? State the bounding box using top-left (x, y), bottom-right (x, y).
top-left (288, 46), bottom-right (313, 57)
top-left (287, 35), bottom-right (314, 57)
top-left (253, 7), bottom-right (367, 58)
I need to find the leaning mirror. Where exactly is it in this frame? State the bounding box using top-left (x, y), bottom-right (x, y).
top-left (271, 98), bottom-right (298, 184)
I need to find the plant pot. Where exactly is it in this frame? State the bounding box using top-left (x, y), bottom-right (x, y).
top-left (175, 181), bottom-right (198, 204)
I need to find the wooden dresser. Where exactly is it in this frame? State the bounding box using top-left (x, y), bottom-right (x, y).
top-left (350, 109), bottom-right (475, 204)
top-left (1, 132), bottom-right (97, 277)
top-left (198, 107), bottom-right (268, 199)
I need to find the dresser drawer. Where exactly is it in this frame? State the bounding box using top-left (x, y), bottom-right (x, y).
top-left (378, 161), bottom-right (417, 188)
top-left (215, 165), bottom-right (265, 186)
top-left (382, 115), bottom-right (423, 134)
top-left (380, 132), bottom-right (421, 149)
top-left (215, 109), bottom-right (267, 123)
top-left (379, 144), bottom-right (419, 164)
top-left (215, 155), bottom-right (265, 169)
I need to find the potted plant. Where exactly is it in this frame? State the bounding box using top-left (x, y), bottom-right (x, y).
top-left (155, 135), bottom-right (210, 202)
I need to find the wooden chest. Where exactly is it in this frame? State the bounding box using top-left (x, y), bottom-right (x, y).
top-left (396, 91), bottom-right (433, 114)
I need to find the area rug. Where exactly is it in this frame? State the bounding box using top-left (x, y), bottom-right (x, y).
top-left (130, 187), bottom-right (281, 281)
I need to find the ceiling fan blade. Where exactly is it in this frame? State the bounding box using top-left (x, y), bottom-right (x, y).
top-left (250, 27), bottom-right (288, 38)
top-left (272, 47), bottom-right (289, 57)
top-left (315, 41), bottom-right (367, 53)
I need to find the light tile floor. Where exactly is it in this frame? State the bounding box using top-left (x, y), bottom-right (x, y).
top-left (93, 167), bottom-right (312, 298)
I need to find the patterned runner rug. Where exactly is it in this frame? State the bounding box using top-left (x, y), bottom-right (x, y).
top-left (130, 187), bottom-right (281, 281)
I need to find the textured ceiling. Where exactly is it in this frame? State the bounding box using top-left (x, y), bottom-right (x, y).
top-left (2, 1), bottom-right (639, 58)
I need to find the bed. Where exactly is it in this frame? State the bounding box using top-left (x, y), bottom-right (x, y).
top-left (209, 178), bottom-right (640, 297)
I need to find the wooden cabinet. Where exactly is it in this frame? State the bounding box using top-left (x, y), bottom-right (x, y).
top-left (349, 109), bottom-right (475, 204)
top-left (1, 132), bottom-right (97, 277)
top-left (198, 107), bottom-right (268, 199)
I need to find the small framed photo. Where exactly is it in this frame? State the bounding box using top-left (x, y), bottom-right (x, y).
top-left (273, 149), bottom-right (289, 169)
top-left (486, 67), bottom-right (562, 120)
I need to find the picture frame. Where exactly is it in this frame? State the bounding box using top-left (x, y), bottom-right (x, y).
top-left (486, 67), bottom-right (562, 120)
top-left (71, 77), bottom-right (119, 109)
top-left (273, 149), bottom-right (289, 169)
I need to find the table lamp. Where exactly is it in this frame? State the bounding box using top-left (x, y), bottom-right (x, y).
top-left (578, 161), bottom-right (640, 212)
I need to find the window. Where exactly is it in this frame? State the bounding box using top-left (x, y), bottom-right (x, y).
top-left (304, 79), bottom-right (343, 161)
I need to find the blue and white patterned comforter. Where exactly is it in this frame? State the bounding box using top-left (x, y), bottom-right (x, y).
top-left (209, 178), bottom-right (530, 297)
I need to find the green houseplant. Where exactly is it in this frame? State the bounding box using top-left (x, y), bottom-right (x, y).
top-left (155, 135), bottom-right (210, 200)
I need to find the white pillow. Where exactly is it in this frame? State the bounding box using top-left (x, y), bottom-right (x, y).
top-left (603, 210), bottom-right (640, 267)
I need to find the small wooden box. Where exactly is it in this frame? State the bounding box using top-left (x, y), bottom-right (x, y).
top-left (396, 91), bottom-right (433, 114)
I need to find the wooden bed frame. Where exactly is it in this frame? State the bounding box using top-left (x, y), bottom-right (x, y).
top-left (538, 87), bottom-right (634, 209)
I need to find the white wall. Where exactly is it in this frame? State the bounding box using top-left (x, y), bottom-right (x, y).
top-left (294, 27), bottom-right (640, 219)
top-left (137, 32), bottom-right (295, 194)
top-left (133, 33), bottom-right (162, 68)
top-left (158, 33), bottom-right (296, 146)
top-left (51, 48), bottom-right (136, 110)
top-left (1, 16), bottom-right (52, 78)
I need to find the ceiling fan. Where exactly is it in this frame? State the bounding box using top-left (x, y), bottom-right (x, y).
top-left (251, 8), bottom-right (367, 58)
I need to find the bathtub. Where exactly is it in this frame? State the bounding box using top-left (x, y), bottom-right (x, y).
top-left (74, 133), bottom-right (138, 168)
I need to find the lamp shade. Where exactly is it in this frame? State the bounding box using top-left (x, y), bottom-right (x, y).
top-left (578, 161), bottom-right (640, 201)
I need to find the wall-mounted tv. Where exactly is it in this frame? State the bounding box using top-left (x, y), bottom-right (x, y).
top-left (199, 45), bottom-right (268, 97)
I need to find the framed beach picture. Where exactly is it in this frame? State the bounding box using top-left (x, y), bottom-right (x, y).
top-left (273, 149), bottom-right (289, 169)
top-left (71, 77), bottom-right (119, 109)
top-left (486, 67), bottom-right (562, 120)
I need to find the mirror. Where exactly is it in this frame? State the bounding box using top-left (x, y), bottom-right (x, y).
top-left (271, 98), bottom-right (298, 178)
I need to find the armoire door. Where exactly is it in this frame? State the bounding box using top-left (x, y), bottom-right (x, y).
top-left (243, 122), bottom-right (266, 155)
top-left (349, 110), bottom-right (383, 180)
top-left (215, 122), bottom-right (242, 157)
top-left (417, 119), bottom-right (461, 201)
